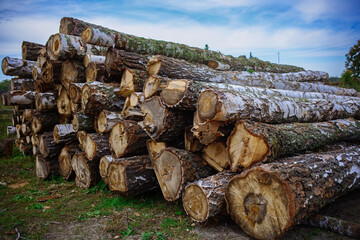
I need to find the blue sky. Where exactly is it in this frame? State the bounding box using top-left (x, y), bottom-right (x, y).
top-left (0, 0), bottom-right (359, 81)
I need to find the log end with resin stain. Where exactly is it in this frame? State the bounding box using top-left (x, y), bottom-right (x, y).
top-left (197, 89), bottom-right (223, 120)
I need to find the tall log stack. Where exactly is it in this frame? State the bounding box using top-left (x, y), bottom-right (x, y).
top-left (1, 17), bottom-right (360, 240)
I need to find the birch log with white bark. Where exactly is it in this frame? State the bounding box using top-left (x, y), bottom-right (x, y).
top-left (2, 57), bottom-right (35, 78)
top-left (22, 41), bottom-right (44, 61)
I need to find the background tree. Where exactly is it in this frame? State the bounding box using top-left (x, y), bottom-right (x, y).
top-left (345, 40), bottom-right (360, 78)
top-left (0, 79), bottom-right (10, 93)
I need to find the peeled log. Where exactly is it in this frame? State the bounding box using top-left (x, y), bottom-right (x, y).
top-left (147, 55), bottom-right (356, 96)
top-left (53, 124), bottom-right (77, 144)
top-left (121, 92), bottom-right (144, 121)
top-left (197, 88), bottom-right (360, 123)
top-left (95, 110), bottom-right (123, 134)
top-left (84, 133), bottom-right (111, 161)
top-left (225, 145), bottom-right (360, 240)
top-left (107, 155), bottom-right (159, 197)
top-left (81, 82), bottom-right (124, 115)
top-left (84, 54), bottom-right (105, 67)
top-left (143, 75), bottom-right (170, 99)
top-left (153, 147), bottom-right (216, 201)
top-left (82, 25), bottom-right (303, 73)
top-left (36, 155), bottom-right (60, 180)
top-left (183, 171), bottom-right (236, 222)
top-left (22, 41), bottom-right (44, 61)
top-left (2, 57), bottom-right (35, 78)
top-left (109, 120), bottom-right (149, 158)
top-left (72, 111), bottom-right (94, 132)
top-left (60, 60), bottom-right (86, 90)
top-left (140, 96), bottom-right (192, 141)
top-left (99, 155), bottom-right (115, 184)
top-left (72, 152), bottom-right (100, 189)
top-left (228, 119), bottom-right (360, 171)
top-left (58, 145), bottom-right (79, 180)
top-left (202, 142), bottom-right (230, 172)
top-left (36, 92), bottom-right (57, 112)
top-left (39, 132), bottom-right (64, 158)
top-left (31, 112), bottom-right (59, 134)
top-left (60, 17), bottom-right (104, 36)
top-left (105, 47), bottom-right (148, 72)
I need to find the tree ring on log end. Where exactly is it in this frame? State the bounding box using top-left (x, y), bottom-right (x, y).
top-left (198, 90), bottom-right (219, 120)
top-left (141, 96), bottom-right (167, 138)
top-left (183, 185), bottom-right (208, 222)
top-left (75, 154), bottom-right (91, 189)
top-left (109, 122), bottom-right (128, 158)
top-left (108, 163), bottom-right (127, 193)
top-left (81, 85), bottom-right (91, 111)
top-left (52, 34), bottom-right (61, 57)
top-left (1, 57), bottom-right (9, 73)
top-left (202, 142), bottom-right (229, 171)
top-left (225, 169), bottom-right (290, 240)
top-left (85, 134), bottom-right (97, 160)
top-left (81, 27), bottom-right (92, 42)
top-left (160, 79), bottom-right (187, 106)
top-left (59, 146), bottom-right (72, 178)
top-left (144, 76), bottom-right (159, 98)
top-left (147, 57), bottom-right (161, 75)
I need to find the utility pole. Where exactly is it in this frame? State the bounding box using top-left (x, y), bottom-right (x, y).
top-left (278, 52), bottom-right (280, 64)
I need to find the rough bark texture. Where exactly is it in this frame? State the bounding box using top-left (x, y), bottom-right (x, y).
top-left (121, 92), bottom-right (144, 121)
top-left (0, 139), bottom-right (14, 157)
top-left (228, 119), bottom-right (360, 171)
top-left (86, 62), bottom-right (111, 83)
top-left (81, 24), bottom-right (303, 73)
top-left (143, 75), bottom-right (170, 99)
top-left (225, 145), bottom-right (360, 240)
top-left (140, 96), bottom-right (193, 141)
top-left (72, 152), bottom-right (100, 189)
top-left (39, 132), bottom-right (64, 158)
top-left (183, 171), bottom-right (236, 222)
top-left (53, 124), bottom-right (77, 144)
top-left (153, 147), bottom-right (216, 201)
top-left (41, 60), bottom-right (63, 84)
top-left (60, 60), bottom-right (86, 90)
top-left (84, 133), bottom-right (111, 161)
top-left (36, 92), bottom-right (57, 112)
top-left (72, 111), bottom-right (94, 132)
top-left (84, 54), bottom-right (105, 67)
top-left (109, 120), bottom-right (149, 158)
top-left (147, 55), bottom-right (356, 96)
top-left (60, 17), bottom-right (104, 36)
top-left (105, 47), bottom-right (148, 73)
top-left (202, 141), bottom-right (230, 172)
top-left (107, 155), bottom-right (159, 197)
top-left (99, 155), bottom-right (115, 184)
top-left (58, 145), bottom-right (79, 180)
top-left (81, 82), bottom-right (124, 115)
top-left (197, 88), bottom-right (360, 123)
top-left (22, 41), bottom-right (44, 61)
top-left (8, 91), bottom-right (36, 106)
top-left (95, 110), bottom-right (123, 134)
top-left (36, 155), bottom-right (60, 180)
top-left (31, 112), bottom-right (59, 134)
top-left (11, 78), bottom-right (34, 91)
top-left (2, 57), bottom-right (35, 78)
top-left (69, 83), bottom-right (86, 104)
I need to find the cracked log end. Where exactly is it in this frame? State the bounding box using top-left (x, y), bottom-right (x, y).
top-left (95, 110), bottom-right (108, 134)
top-left (57, 87), bottom-right (71, 116)
top-left (52, 34), bottom-right (62, 57)
top-left (74, 153), bottom-right (93, 189)
top-left (58, 146), bottom-right (73, 179)
top-left (1, 57), bottom-right (9, 74)
top-left (31, 116), bottom-right (41, 134)
top-left (146, 139), bottom-right (166, 160)
top-left (119, 69), bottom-right (135, 97)
top-left (109, 122), bottom-right (128, 158)
top-left (160, 79), bottom-right (187, 106)
top-left (198, 90), bottom-right (220, 120)
top-left (183, 185), bottom-right (208, 222)
top-left (99, 155), bottom-right (113, 183)
top-left (228, 122), bottom-right (269, 171)
top-left (85, 62), bottom-right (97, 82)
top-left (153, 149), bottom-right (182, 201)
top-left (147, 56), bottom-right (161, 75)
top-left (81, 27), bottom-right (93, 43)
top-left (225, 170), bottom-right (290, 240)
top-left (144, 76), bottom-right (160, 99)
top-left (69, 84), bottom-right (81, 103)
top-left (202, 142), bottom-right (229, 172)
top-left (84, 134), bottom-right (97, 160)
top-left (76, 131), bottom-right (87, 151)
top-left (108, 162), bottom-right (127, 193)
top-left (140, 96), bottom-right (166, 138)
top-left (81, 84), bottom-right (91, 112)
top-left (62, 60), bottom-right (78, 83)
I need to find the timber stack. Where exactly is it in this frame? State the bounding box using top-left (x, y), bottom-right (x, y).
top-left (1, 17), bottom-right (360, 240)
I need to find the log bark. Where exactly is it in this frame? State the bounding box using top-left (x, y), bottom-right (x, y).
top-left (109, 120), bottom-right (149, 158)
top-left (225, 144), bottom-right (360, 240)
top-left (228, 119), bottom-right (360, 171)
top-left (118, 68), bottom-right (148, 97)
top-left (197, 88), bottom-right (360, 123)
top-left (202, 141), bottom-right (230, 172)
top-left (72, 111), bottom-right (94, 132)
top-left (99, 155), bottom-right (115, 184)
top-left (72, 152), bottom-right (100, 189)
top-left (147, 55), bottom-right (356, 96)
top-left (31, 112), bottom-right (59, 134)
top-left (146, 139), bottom-right (167, 162)
top-left (21, 123), bottom-right (31, 135)
top-left (53, 124), bottom-right (77, 144)
top-left (22, 41), bottom-right (44, 61)
top-left (184, 126), bottom-right (203, 152)
top-left (121, 92), bottom-right (144, 121)
top-left (182, 171), bottom-right (236, 222)
top-left (81, 25), bottom-right (303, 73)
top-left (0, 139), bottom-right (14, 157)
top-left (60, 60), bottom-right (86, 90)
top-left (16, 124), bottom-right (22, 139)
top-left (105, 47), bottom-right (148, 72)
top-left (7, 126), bottom-right (16, 136)
top-left (81, 82), bottom-right (124, 115)
top-left (8, 91), bottom-right (36, 106)
top-left (85, 62), bottom-right (110, 83)
top-left (36, 154), bottom-right (60, 180)
top-left (84, 133), bottom-right (111, 161)
top-left (21, 109), bottom-right (35, 123)
top-left (58, 145), bottom-right (79, 180)
top-left (139, 96), bottom-right (192, 141)
top-left (1, 57), bottom-right (35, 78)
top-left (153, 147), bottom-right (216, 201)
top-left (39, 132), bottom-right (64, 158)
top-left (107, 155), bottom-right (159, 197)
top-left (95, 110), bottom-right (123, 134)
top-left (56, 85), bottom-right (72, 116)
top-left (41, 60), bottom-right (63, 84)
top-left (76, 131), bottom-right (87, 151)
top-left (84, 54), bottom-right (105, 67)
top-left (143, 75), bottom-right (170, 99)
top-left (11, 78), bottom-right (34, 91)
top-left (59, 17), bottom-right (104, 36)
top-left (36, 92), bottom-right (57, 112)
top-left (69, 83), bottom-right (86, 104)
top-left (51, 33), bottom-right (107, 60)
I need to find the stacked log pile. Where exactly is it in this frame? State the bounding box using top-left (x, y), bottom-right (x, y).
top-left (1, 17), bottom-right (360, 240)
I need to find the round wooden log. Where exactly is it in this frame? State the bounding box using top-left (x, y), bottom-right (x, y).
top-left (60, 17), bottom-right (104, 36)
top-left (183, 171), bottom-right (236, 222)
top-left (7, 126), bottom-right (16, 136)
top-left (10, 78), bottom-right (34, 91)
top-left (39, 132), bottom-right (64, 158)
top-left (53, 124), bottom-right (77, 144)
top-left (21, 123), bottom-right (31, 135)
top-left (60, 60), bottom-right (86, 90)
top-left (146, 139), bottom-right (167, 163)
top-left (84, 54), bottom-right (105, 67)
top-left (81, 82), bottom-right (124, 115)
top-left (2, 57), bottom-right (35, 78)
top-left (41, 60), bottom-right (63, 84)
top-left (31, 112), bottom-right (59, 134)
top-left (58, 145), bottom-right (79, 180)
top-left (76, 131), bottom-right (87, 151)
top-left (19, 141), bottom-right (32, 156)
top-left (228, 119), bottom-right (360, 171)
top-left (72, 111), bottom-right (94, 132)
top-left (109, 120), bottom-right (149, 158)
top-left (153, 147), bottom-right (216, 201)
top-left (99, 155), bottom-right (115, 184)
top-left (207, 60), bottom-right (230, 70)
top-left (143, 75), bottom-right (170, 99)
top-left (36, 92), bottom-right (57, 112)
top-left (16, 124), bottom-right (22, 139)
top-left (105, 47), bottom-right (148, 73)
top-left (69, 83), bottom-right (86, 104)
top-left (8, 91), bottom-right (36, 106)
top-left (184, 126), bottom-right (203, 152)
top-left (107, 155), bottom-right (159, 197)
top-left (84, 133), bottom-right (111, 161)
top-left (202, 141), bottom-right (230, 172)
top-left (72, 152), bottom-right (100, 189)
top-left (45, 34), bottom-right (57, 61)
top-left (31, 134), bottom-right (40, 146)
top-left (56, 86), bottom-right (72, 117)
top-left (0, 139), bottom-right (14, 157)
top-left (118, 68), bottom-right (148, 97)
top-left (36, 54), bottom-right (47, 69)
top-left (21, 109), bottom-right (35, 123)
top-left (22, 41), bottom-right (44, 61)
top-left (36, 154), bottom-right (60, 180)
top-left (225, 145), bottom-right (360, 240)
top-left (147, 55), bottom-right (356, 96)
top-left (197, 88), bottom-right (360, 123)
top-left (85, 62), bottom-right (110, 83)
top-left (139, 96), bottom-right (192, 141)
top-left (121, 92), bottom-right (144, 121)
top-left (95, 110), bottom-right (123, 134)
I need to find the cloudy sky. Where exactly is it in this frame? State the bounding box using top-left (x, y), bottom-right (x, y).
top-left (0, 0), bottom-right (359, 81)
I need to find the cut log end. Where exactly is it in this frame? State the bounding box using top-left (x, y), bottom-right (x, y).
top-left (52, 34), bottom-right (61, 57)
top-left (202, 142), bottom-right (229, 172)
top-left (36, 155), bottom-right (48, 180)
top-left (84, 134), bottom-right (97, 160)
top-left (225, 170), bottom-right (291, 240)
top-left (107, 162), bottom-right (127, 193)
top-left (153, 149), bottom-right (182, 201)
top-left (99, 155), bottom-right (113, 183)
top-left (160, 79), bottom-right (187, 106)
top-left (207, 60), bottom-right (219, 69)
top-left (109, 122), bottom-right (127, 158)
top-left (119, 69), bottom-right (135, 97)
top-left (147, 57), bottom-right (161, 75)
top-left (144, 76), bottom-right (159, 99)
top-left (228, 122), bottom-right (269, 171)
top-left (81, 27), bottom-right (92, 43)
top-left (81, 85), bottom-right (91, 112)
top-left (1, 57), bottom-right (9, 74)
top-left (58, 146), bottom-right (74, 179)
top-left (197, 90), bottom-right (219, 120)
top-left (146, 139), bottom-right (166, 160)
top-left (75, 153), bottom-right (94, 189)
top-left (140, 96), bottom-right (166, 138)
top-left (85, 62), bottom-right (97, 82)
top-left (182, 185), bottom-right (208, 222)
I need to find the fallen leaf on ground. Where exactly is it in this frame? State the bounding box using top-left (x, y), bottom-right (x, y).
top-left (8, 180), bottom-right (28, 189)
top-left (36, 194), bottom-right (62, 202)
